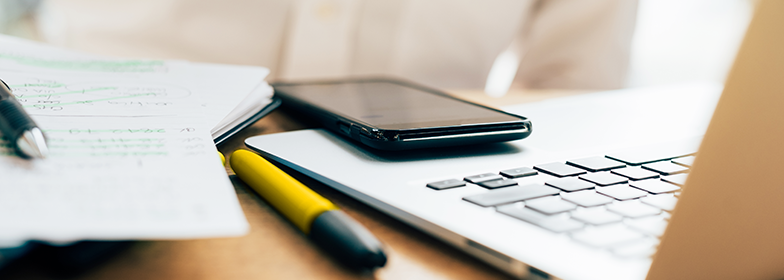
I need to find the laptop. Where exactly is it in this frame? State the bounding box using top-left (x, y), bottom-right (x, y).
top-left (245, 1), bottom-right (784, 279)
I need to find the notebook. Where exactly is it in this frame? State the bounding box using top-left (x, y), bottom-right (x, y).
top-left (0, 35), bottom-right (276, 243)
top-left (0, 35), bottom-right (280, 271)
top-left (212, 88), bottom-right (280, 144)
top-left (244, 1), bottom-right (784, 279)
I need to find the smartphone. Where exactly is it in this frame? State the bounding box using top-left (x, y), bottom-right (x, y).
top-left (272, 78), bottom-right (532, 150)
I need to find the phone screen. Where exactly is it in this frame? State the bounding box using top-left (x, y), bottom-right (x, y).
top-left (274, 81), bottom-right (522, 130)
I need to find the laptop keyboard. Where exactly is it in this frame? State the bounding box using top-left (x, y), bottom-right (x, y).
top-left (426, 152), bottom-right (695, 258)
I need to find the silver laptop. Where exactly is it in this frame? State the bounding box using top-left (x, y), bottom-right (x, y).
top-left (245, 1), bottom-right (784, 279)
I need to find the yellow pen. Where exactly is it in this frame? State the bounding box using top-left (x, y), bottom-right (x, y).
top-left (231, 149), bottom-right (387, 269)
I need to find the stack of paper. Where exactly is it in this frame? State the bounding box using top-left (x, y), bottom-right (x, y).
top-left (0, 35), bottom-right (271, 242)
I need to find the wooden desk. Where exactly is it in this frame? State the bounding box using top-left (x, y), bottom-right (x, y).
top-left (5, 89), bottom-right (589, 280)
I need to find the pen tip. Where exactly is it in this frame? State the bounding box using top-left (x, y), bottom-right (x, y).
top-left (17, 128), bottom-right (49, 159)
top-left (363, 250), bottom-right (387, 268)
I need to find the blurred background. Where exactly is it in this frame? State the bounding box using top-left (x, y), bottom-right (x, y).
top-left (0, 0), bottom-right (753, 90)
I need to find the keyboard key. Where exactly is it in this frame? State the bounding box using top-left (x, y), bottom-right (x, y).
top-left (661, 173), bottom-right (688, 186)
top-left (607, 201), bottom-right (661, 218)
top-left (625, 215), bottom-right (668, 237)
top-left (463, 184), bottom-right (560, 207)
top-left (642, 161), bottom-right (689, 175)
top-left (672, 155), bottom-right (695, 167)
top-left (513, 173), bottom-right (557, 186)
top-left (500, 167), bottom-right (538, 178)
top-left (497, 203), bottom-right (584, 233)
top-left (464, 173), bottom-right (504, 183)
top-left (566, 156), bottom-right (625, 172)
top-left (579, 172), bottom-right (628, 186)
top-left (571, 223), bottom-right (647, 248)
top-left (595, 185), bottom-right (648, 200)
top-left (611, 167), bottom-right (659, 181)
top-left (477, 178), bottom-right (518, 189)
top-left (629, 179), bottom-right (681, 194)
top-left (560, 190), bottom-right (614, 207)
top-left (545, 177), bottom-right (595, 192)
top-left (426, 179), bottom-right (466, 190)
top-left (612, 238), bottom-right (659, 258)
top-left (570, 207), bottom-right (624, 225)
top-left (534, 162), bottom-right (587, 177)
top-left (640, 194), bottom-right (678, 211)
top-left (606, 146), bottom-right (696, 166)
top-left (524, 196), bottom-right (577, 214)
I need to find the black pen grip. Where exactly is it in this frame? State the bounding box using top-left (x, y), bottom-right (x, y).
top-left (309, 210), bottom-right (387, 269)
top-left (0, 98), bottom-right (36, 140)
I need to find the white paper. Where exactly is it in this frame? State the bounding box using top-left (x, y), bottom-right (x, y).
top-left (0, 35), bottom-right (263, 241)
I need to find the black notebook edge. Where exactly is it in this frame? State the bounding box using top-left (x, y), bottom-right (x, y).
top-left (213, 97), bottom-right (282, 145)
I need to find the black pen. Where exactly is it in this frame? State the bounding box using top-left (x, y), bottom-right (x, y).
top-left (0, 79), bottom-right (48, 158)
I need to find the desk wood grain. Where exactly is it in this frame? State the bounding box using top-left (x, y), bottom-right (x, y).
top-left (4, 89), bottom-right (589, 280)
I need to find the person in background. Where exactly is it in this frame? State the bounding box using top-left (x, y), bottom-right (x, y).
top-left (23, 0), bottom-right (636, 91)
top-left (0, 0), bottom-right (40, 37)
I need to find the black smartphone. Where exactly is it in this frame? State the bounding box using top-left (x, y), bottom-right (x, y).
top-left (272, 78), bottom-right (532, 150)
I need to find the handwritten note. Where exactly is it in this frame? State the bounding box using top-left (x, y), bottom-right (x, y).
top-left (0, 35), bottom-right (261, 241)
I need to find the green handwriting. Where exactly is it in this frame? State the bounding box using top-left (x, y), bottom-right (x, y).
top-left (49, 138), bottom-right (165, 143)
top-left (44, 128), bottom-right (167, 134)
top-left (23, 93), bottom-right (154, 108)
top-left (9, 82), bottom-right (66, 88)
top-left (50, 144), bottom-right (166, 149)
top-left (17, 87), bottom-right (117, 98)
top-left (0, 53), bottom-right (166, 72)
top-left (47, 151), bottom-right (169, 157)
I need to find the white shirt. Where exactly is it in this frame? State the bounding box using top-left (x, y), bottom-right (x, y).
top-left (39, 0), bottom-right (637, 89)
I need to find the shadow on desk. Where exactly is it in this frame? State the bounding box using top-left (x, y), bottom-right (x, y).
top-left (0, 241), bottom-right (134, 279)
top-left (317, 129), bottom-right (523, 163)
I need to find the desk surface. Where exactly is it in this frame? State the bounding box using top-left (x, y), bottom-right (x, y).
top-left (5, 89), bottom-right (589, 280)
